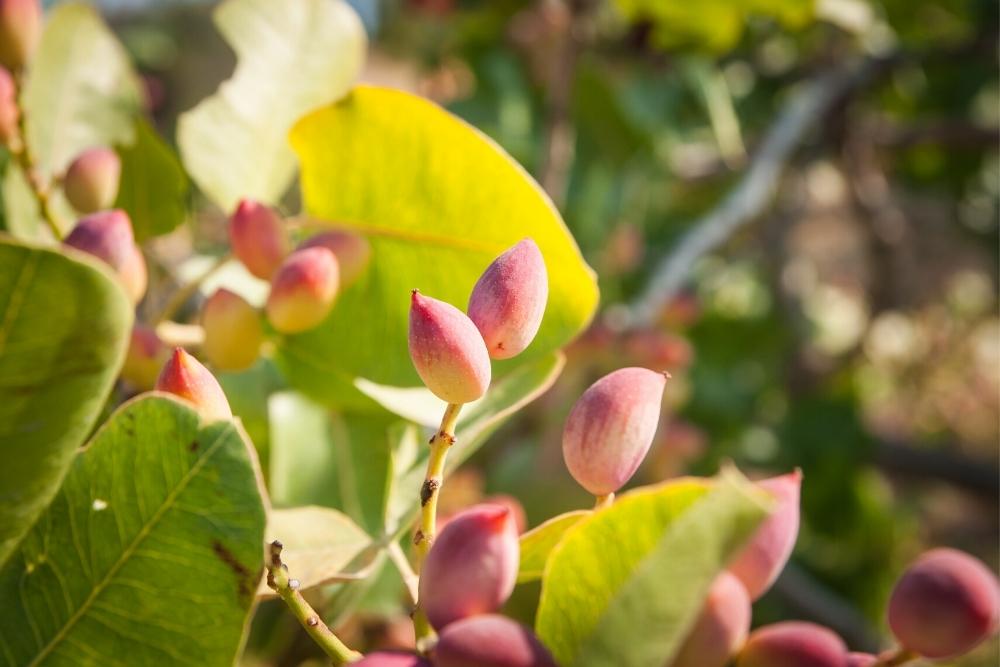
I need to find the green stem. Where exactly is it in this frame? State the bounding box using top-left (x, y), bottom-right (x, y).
top-left (411, 402), bottom-right (463, 647)
top-left (386, 540), bottom-right (418, 606)
top-left (873, 648), bottom-right (920, 666)
top-left (266, 540), bottom-right (362, 664)
top-left (153, 253), bottom-right (232, 324)
top-left (8, 71), bottom-right (64, 240)
top-left (594, 493), bottom-right (615, 510)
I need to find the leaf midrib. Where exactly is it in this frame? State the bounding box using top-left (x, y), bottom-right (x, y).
top-left (27, 423), bottom-right (233, 666)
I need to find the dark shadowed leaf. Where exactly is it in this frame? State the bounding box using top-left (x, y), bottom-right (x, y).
top-left (0, 237), bottom-right (131, 566)
top-left (115, 118), bottom-right (189, 242)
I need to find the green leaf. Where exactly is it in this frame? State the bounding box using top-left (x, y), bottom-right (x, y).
top-left (0, 237), bottom-right (132, 566)
top-left (536, 472), bottom-right (771, 667)
top-left (177, 0), bottom-right (366, 210)
top-left (115, 118), bottom-right (189, 242)
top-left (0, 162), bottom-right (41, 239)
top-left (268, 392), bottom-right (397, 535)
top-left (260, 506), bottom-right (374, 597)
top-left (614, 0), bottom-right (814, 52)
top-left (517, 510), bottom-right (590, 584)
top-left (5, 2), bottom-right (142, 238)
top-left (24, 3), bottom-right (142, 175)
top-left (282, 86), bottom-right (598, 402)
top-left (386, 353), bottom-right (565, 536)
top-left (218, 359), bottom-right (285, 473)
top-left (0, 395), bottom-right (267, 666)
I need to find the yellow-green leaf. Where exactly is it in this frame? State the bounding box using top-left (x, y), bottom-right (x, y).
top-left (536, 472), bottom-right (771, 667)
top-left (177, 0), bottom-right (366, 210)
top-left (518, 510), bottom-right (591, 583)
top-left (260, 506), bottom-right (375, 597)
top-left (614, 0), bottom-right (814, 52)
top-left (283, 86), bottom-right (597, 402)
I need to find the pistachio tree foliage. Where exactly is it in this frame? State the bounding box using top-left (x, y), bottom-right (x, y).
top-left (0, 1), bottom-right (997, 666)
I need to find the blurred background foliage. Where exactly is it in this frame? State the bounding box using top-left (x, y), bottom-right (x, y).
top-left (48, 0), bottom-right (998, 663)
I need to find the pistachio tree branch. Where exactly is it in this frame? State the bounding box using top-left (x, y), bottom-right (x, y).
top-left (265, 540), bottom-right (362, 665)
top-left (8, 71), bottom-right (64, 240)
top-left (627, 59), bottom-right (882, 328)
top-left (411, 401), bottom-right (463, 645)
top-left (413, 402), bottom-right (464, 560)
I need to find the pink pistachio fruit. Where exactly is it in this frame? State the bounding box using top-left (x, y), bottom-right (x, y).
top-left (121, 325), bottom-right (169, 391)
top-left (63, 147), bottom-right (122, 214)
top-left (0, 66), bottom-right (17, 147)
top-left (299, 230), bottom-right (371, 285)
top-left (352, 653), bottom-right (431, 667)
top-left (201, 288), bottom-right (263, 371)
top-left (228, 198), bottom-right (289, 279)
top-left (434, 614), bottom-right (557, 667)
top-left (887, 547), bottom-right (999, 659)
top-left (467, 238), bottom-right (548, 360)
top-left (63, 209), bottom-right (147, 304)
top-left (155, 348), bottom-right (232, 421)
top-left (561, 367), bottom-right (667, 496)
top-left (0, 0), bottom-right (42, 71)
top-left (418, 504), bottom-right (519, 630)
top-left (670, 572), bottom-right (751, 667)
top-left (727, 470), bottom-right (802, 600)
top-left (737, 622), bottom-right (847, 667)
top-left (265, 246), bottom-right (339, 334)
top-left (408, 290), bottom-right (491, 404)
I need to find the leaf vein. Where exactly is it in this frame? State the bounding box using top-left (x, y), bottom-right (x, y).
top-left (25, 424), bottom-right (233, 667)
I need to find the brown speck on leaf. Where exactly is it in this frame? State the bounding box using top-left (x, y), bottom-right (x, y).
top-left (188, 440), bottom-right (199, 452)
top-left (213, 540), bottom-right (256, 604)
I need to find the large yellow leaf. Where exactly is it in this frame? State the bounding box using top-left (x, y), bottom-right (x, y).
top-left (282, 86), bottom-right (598, 403)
